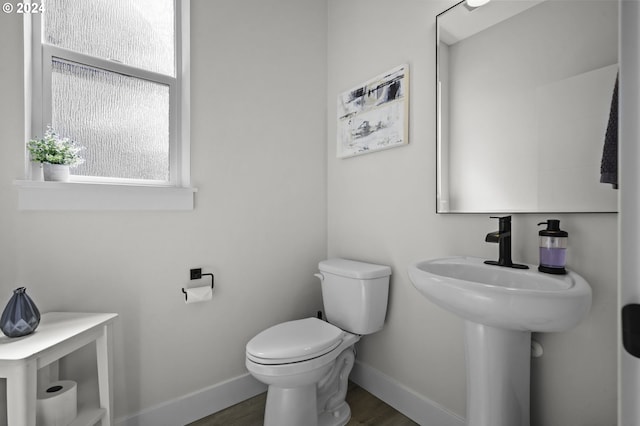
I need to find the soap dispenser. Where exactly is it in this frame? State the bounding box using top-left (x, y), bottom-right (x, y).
top-left (538, 219), bottom-right (568, 275)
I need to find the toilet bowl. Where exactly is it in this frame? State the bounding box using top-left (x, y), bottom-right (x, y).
top-left (246, 318), bottom-right (360, 426)
top-left (245, 259), bottom-right (391, 426)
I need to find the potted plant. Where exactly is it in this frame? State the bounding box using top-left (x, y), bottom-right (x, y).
top-left (27, 126), bottom-right (84, 182)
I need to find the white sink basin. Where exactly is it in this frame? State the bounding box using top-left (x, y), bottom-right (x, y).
top-left (408, 256), bottom-right (592, 332)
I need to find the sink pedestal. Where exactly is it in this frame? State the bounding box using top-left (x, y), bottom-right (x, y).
top-left (465, 322), bottom-right (531, 426)
top-left (408, 257), bottom-right (592, 426)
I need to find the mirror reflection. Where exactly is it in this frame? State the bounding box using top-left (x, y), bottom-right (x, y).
top-left (436, 0), bottom-right (618, 213)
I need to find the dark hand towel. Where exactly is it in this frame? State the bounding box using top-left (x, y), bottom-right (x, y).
top-left (600, 73), bottom-right (618, 189)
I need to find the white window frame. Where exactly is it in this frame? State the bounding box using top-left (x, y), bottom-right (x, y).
top-left (17, 0), bottom-right (195, 210)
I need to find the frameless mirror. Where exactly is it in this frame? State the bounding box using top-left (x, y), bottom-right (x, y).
top-left (436, 0), bottom-right (618, 213)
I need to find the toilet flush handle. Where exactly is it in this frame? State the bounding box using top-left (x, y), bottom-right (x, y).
top-left (314, 273), bottom-right (324, 281)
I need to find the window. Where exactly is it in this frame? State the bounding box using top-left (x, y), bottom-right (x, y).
top-left (19, 0), bottom-right (194, 210)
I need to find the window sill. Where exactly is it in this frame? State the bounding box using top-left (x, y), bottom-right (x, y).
top-left (14, 180), bottom-right (197, 211)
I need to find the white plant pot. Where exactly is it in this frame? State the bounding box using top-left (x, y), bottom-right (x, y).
top-left (43, 163), bottom-right (70, 182)
top-left (30, 161), bottom-right (44, 181)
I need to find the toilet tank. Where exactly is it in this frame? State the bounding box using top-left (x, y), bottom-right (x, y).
top-left (318, 258), bottom-right (391, 335)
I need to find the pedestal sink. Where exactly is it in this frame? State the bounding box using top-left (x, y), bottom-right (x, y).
top-left (408, 256), bottom-right (591, 426)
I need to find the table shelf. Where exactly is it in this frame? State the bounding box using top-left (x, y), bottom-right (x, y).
top-left (70, 407), bottom-right (107, 426)
top-left (0, 312), bottom-right (117, 426)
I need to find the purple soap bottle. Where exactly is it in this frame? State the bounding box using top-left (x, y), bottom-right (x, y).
top-left (538, 219), bottom-right (568, 275)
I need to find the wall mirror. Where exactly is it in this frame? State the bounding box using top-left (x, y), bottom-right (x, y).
top-left (436, 0), bottom-right (618, 213)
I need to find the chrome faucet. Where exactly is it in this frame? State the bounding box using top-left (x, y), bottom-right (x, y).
top-left (484, 216), bottom-right (529, 269)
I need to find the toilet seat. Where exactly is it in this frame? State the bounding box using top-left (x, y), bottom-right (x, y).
top-left (246, 318), bottom-right (345, 365)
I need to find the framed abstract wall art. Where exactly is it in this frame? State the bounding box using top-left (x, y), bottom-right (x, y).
top-left (337, 64), bottom-right (409, 158)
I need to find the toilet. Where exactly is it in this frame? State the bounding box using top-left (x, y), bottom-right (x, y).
top-left (245, 258), bottom-right (391, 426)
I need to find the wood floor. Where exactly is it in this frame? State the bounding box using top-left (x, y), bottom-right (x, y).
top-left (187, 382), bottom-right (418, 426)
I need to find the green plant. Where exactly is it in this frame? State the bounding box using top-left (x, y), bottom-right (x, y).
top-left (27, 126), bottom-right (84, 166)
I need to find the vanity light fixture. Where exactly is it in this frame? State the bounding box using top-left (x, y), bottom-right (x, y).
top-left (465, 0), bottom-right (491, 9)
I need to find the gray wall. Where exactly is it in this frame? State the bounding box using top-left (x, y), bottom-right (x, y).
top-left (327, 0), bottom-right (617, 425)
top-left (0, 0), bottom-right (327, 420)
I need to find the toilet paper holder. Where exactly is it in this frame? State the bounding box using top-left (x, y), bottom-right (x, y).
top-left (182, 268), bottom-right (214, 301)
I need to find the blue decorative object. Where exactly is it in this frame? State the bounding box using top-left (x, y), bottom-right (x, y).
top-left (0, 287), bottom-right (41, 337)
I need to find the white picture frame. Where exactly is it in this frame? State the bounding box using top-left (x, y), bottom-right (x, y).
top-left (337, 64), bottom-right (409, 158)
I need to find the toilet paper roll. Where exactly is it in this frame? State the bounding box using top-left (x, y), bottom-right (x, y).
top-left (184, 286), bottom-right (213, 304)
top-left (36, 380), bottom-right (77, 426)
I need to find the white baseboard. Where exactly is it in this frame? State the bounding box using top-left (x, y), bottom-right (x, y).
top-left (115, 373), bottom-right (267, 426)
top-left (350, 360), bottom-right (465, 426)
top-left (115, 362), bottom-right (463, 426)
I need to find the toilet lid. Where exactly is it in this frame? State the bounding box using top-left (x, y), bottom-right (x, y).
top-left (246, 318), bottom-right (344, 364)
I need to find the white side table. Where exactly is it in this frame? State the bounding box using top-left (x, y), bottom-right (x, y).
top-left (0, 312), bottom-right (118, 426)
